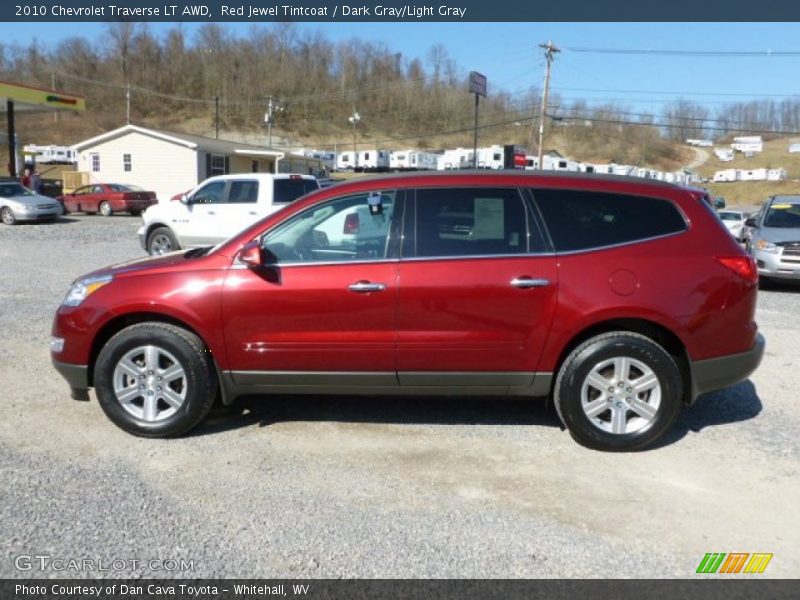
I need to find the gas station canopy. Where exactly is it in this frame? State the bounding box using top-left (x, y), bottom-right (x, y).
top-left (0, 80), bottom-right (86, 113)
top-left (2, 80), bottom-right (85, 176)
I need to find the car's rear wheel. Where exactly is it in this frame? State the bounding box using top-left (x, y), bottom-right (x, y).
top-left (99, 201), bottom-right (113, 216)
top-left (94, 323), bottom-right (217, 437)
top-left (147, 227), bottom-right (179, 255)
top-left (129, 209), bottom-right (142, 216)
top-left (554, 331), bottom-right (683, 451)
top-left (1, 207), bottom-right (16, 225)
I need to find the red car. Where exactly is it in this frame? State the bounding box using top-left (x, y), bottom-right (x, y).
top-left (61, 183), bottom-right (157, 216)
top-left (51, 172), bottom-right (764, 450)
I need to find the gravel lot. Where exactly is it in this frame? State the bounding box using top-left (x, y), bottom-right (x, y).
top-left (0, 215), bottom-right (798, 578)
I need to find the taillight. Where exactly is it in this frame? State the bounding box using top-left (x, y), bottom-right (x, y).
top-left (343, 213), bottom-right (359, 234)
top-left (716, 255), bottom-right (758, 283)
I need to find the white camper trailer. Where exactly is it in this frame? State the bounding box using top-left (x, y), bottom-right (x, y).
top-left (714, 148), bottom-right (734, 162)
top-left (731, 136), bottom-right (763, 153)
top-left (441, 148), bottom-right (474, 170)
top-left (336, 149), bottom-right (390, 171)
top-left (22, 144), bottom-right (77, 164)
top-left (390, 150), bottom-right (440, 170)
top-left (713, 169), bottom-right (739, 183)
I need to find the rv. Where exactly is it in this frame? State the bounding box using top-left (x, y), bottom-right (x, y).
top-left (389, 150), bottom-right (440, 171)
top-left (22, 145), bottom-right (77, 164)
top-left (336, 149), bottom-right (390, 172)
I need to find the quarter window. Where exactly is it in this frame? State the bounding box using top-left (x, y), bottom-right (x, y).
top-left (414, 188), bottom-right (534, 258)
top-left (532, 189), bottom-right (686, 252)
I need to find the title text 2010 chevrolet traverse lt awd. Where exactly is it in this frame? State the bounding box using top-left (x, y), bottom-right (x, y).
top-left (51, 172), bottom-right (764, 451)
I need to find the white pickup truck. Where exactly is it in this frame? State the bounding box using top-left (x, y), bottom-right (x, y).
top-left (138, 173), bottom-right (319, 255)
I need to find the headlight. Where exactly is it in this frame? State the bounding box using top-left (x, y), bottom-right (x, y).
top-left (756, 239), bottom-right (778, 253)
top-left (62, 274), bottom-right (113, 307)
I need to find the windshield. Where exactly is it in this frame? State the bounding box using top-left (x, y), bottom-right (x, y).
top-left (764, 203), bottom-right (800, 228)
top-left (719, 212), bottom-right (741, 221)
top-left (273, 178), bottom-right (319, 204)
top-left (0, 183), bottom-right (33, 197)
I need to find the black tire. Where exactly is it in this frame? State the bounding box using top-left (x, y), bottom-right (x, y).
top-left (553, 331), bottom-right (683, 452)
top-left (146, 226), bottom-right (180, 255)
top-left (129, 209), bottom-right (142, 216)
top-left (1, 207), bottom-right (17, 225)
top-left (99, 201), bottom-right (113, 216)
top-left (94, 323), bottom-right (217, 437)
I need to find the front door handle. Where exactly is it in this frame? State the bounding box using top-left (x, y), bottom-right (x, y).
top-left (510, 277), bottom-right (550, 289)
top-left (348, 281), bottom-right (386, 293)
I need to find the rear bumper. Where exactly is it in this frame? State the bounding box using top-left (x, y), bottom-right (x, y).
top-left (690, 333), bottom-right (765, 400)
top-left (52, 359), bottom-right (90, 401)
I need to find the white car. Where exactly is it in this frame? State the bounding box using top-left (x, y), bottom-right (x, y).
top-left (138, 173), bottom-right (319, 255)
top-left (718, 210), bottom-right (747, 242)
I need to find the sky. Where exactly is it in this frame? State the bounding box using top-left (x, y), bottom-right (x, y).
top-left (2, 22), bottom-right (800, 115)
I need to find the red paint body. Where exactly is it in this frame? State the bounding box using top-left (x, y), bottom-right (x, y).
top-left (51, 172), bottom-right (759, 389)
top-left (60, 183), bottom-right (157, 214)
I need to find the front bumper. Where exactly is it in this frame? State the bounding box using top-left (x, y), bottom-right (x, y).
top-left (754, 248), bottom-right (800, 279)
top-left (690, 333), bottom-right (765, 400)
top-left (52, 359), bottom-right (90, 401)
top-left (14, 206), bottom-right (62, 221)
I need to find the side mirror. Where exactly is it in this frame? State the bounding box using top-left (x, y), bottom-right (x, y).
top-left (238, 241), bottom-right (263, 268)
top-left (180, 194), bottom-right (191, 205)
top-left (745, 217), bottom-right (758, 228)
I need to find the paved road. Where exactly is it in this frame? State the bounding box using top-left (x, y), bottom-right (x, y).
top-left (0, 215), bottom-right (797, 578)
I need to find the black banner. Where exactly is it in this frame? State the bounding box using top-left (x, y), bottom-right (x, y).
top-left (1, 579), bottom-right (797, 600)
top-left (3, 0), bottom-right (800, 22)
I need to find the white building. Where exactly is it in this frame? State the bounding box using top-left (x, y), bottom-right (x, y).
top-left (23, 144), bottom-right (77, 164)
top-left (714, 148), bottom-right (734, 162)
top-left (291, 149), bottom-right (335, 172)
top-left (713, 169), bottom-right (739, 182)
top-left (789, 143), bottom-right (800, 154)
top-left (72, 124), bottom-right (285, 202)
top-left (686, 139), bottom-right (713, 147)
top-left (731, 136), bottom-right (763, 153)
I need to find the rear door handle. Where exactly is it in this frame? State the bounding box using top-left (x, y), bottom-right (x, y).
top-left (348, 281), bottom-right (386, 293)
top-left (510, 277), bottom-right (550, 289)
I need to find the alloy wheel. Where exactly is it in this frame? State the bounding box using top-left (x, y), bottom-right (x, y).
top-left (112, 345), bottom-right (187, 422)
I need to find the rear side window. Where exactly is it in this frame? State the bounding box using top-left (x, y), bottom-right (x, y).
top-left (273, 178), bottom-right (319, 204)
top-left (414, 187), bottom-right (535, 257)
top-left (531, 189), bottom-right (686, 252)
top-left (228, 180), bottom-right (259, 204)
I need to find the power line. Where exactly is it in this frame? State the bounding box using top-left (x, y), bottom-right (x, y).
top-left (566, 47), bottom-right (800, 57)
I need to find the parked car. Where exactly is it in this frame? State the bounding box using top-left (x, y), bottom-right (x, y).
top-left (745, 195), bottom-right (800, 281)
top-left (60, 183), bottom-right (157, 216)
top-left (718, 210), bottom-right (747, 241)
top-left (139, 173), bottom-right (319, 255)
top-left (51, 172), bottom-right (763, 451)
top-left (0, 181), bottom-right (63, 225)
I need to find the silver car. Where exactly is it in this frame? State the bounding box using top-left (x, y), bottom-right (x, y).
top-left (746, 195), bottom-right (800, 281)
top-left (0, 182), bottom-right (63, 225)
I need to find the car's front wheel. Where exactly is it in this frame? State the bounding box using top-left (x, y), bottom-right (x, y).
top-left (554, 331), bottom-right (683, 451)
top-left (94, 323), bottom-right (217, 437)
top-left (147, 226), bottom-right (180, 255)
top-left (1, 207), bottom-right (16, 225)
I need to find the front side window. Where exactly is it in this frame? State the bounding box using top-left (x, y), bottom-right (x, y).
top-left (262, 192), bottom-right (397, 264)
top-left (414, 188), bottom-right (532, 258)
top-left (192, 181), bottom-right (226, 205)
top-left (228, 180), bottom-right (259, 204)
top-left (532, 189), bottom-right (687, 252)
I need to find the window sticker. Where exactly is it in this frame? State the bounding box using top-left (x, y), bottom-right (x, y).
top-left (472, 197), bottom-right (505, 239)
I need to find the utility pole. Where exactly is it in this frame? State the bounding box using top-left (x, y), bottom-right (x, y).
top-left (125, 83), bottom-right (131, 125)
top-left (348, 110), bottom-right (361, 170)
top-left (52, 73), bottom-right (58, 123)
top-left (214, 96), bottom-right (219, 139)
top-left (536, 41), bottom-right (560, 170)
top-left (264, 95), bottom-right (283, 147)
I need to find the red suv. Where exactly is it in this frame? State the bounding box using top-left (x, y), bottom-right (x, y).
top-left (51, 172), bottom-right (764, 450)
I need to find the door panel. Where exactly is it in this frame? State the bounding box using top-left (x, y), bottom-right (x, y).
top-left (396, 256), bottom-right (558, 376)
top-left (396, 187), bottom-right (558, 378)
top-left (223, 262), bottom-right (398, 373)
